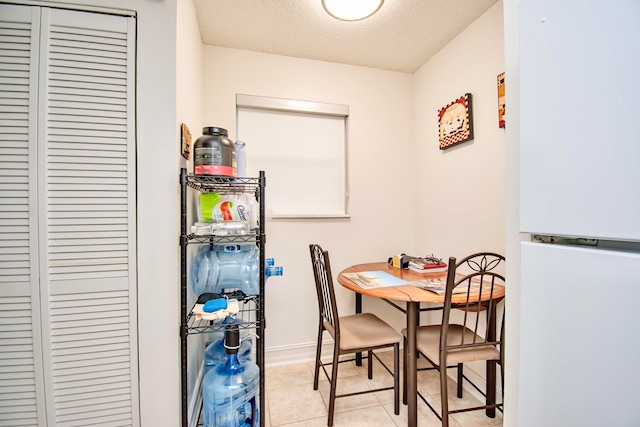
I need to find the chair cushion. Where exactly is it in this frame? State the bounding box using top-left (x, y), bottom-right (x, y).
top-left (325, 313), bottom-right (401, 352)
top-left (402, 325), bottom-right (500, 365)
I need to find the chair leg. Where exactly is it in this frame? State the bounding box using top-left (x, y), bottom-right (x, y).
top-left (486, 360), bottom-right (497, 417)
top-left (328, 345), bottom-right (340, 427)
top-left (457, 363), bottom-right (463, 398)
top-left (499, 355), bottom-right (505, 406)
top-left (313, 323), bottom-right (324, 390)
top-left (368, 350), bottom-right (373, 380)
top-left (394, 343), bottom-right (400, 415)
top-left (440, 363), bottom-right (450, 427)
top-left (402, 336), bottom-right (407, 405)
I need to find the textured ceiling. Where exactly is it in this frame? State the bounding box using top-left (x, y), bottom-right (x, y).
top-left (193, 0), bottom-right (499, 74)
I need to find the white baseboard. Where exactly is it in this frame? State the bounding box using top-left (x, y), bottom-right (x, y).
top-left (265, 340), bottom-right (331, 367)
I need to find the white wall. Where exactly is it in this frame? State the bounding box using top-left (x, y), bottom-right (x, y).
top-left (503, 0), bottom-right (521, 424)
top-left (412, 1), bottom-right (506, 262)
top-left (200, 47), bottom-right (416, 362)
top-left (176, 0), bottom-right (205, 423)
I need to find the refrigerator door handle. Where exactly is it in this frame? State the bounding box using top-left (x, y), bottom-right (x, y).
top-left (532, 235), bottom-right (598, 247)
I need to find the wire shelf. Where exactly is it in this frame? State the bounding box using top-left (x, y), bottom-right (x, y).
top-left (186, 294), bottom-right (260, 335)
top-left (187, 174), bottom-right (261, 194)
top-left (180, 168), bottom-right (266, 427)
top-left (185, 233), bottom-right (260, 245)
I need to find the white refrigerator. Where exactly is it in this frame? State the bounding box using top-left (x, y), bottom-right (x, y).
top-left (516, 1), bottom-right (640, 426)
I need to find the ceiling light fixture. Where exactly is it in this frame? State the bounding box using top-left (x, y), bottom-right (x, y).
top-left (322, 0), bottom-right (384, 22)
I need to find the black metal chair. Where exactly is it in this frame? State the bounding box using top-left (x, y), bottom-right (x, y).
top-left (309, 244), bottom-right (401, 426)
top-left (402, 252), bottom-right (505, 427)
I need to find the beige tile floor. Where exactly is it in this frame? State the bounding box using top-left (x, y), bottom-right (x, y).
top-left (263, 350), bottom-right (503, 427)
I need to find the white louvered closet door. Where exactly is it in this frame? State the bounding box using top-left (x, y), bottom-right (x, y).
top-left (0, 4), bottom-right (46, 426)
top-left (0, 4), bottom-right (138, 426)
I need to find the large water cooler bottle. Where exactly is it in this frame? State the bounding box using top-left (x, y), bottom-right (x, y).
top-left (190, 244), bottom-right (260, 296)
top-left (202, 326), bottom-right (260, 427)
top-left (204, 325), bottom-right (252, 376)
top-left (191, 245), bottom-right (283, 297)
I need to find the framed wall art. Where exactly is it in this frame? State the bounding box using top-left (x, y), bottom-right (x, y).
top-left (438, 93), bottom-right (473, 149)
top-left (180, 123), bottom-right (192, 160)
top-left (497, 72), bottom-right (505, 128)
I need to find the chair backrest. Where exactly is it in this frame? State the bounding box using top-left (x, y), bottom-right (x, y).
top-left (441, 252), bottom-right (505, 353)
top-left (309, 244), bottom-right (340, 338)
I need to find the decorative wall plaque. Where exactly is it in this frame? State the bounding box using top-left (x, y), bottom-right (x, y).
top-left (438, 93), bottom-right (474, 150)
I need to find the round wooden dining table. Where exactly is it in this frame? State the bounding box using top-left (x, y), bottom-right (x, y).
top-left (337, 262), bottom-right (505, 427)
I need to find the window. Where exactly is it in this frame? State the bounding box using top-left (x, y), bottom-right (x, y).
top-left (236, 94), bottom-right (349, 218)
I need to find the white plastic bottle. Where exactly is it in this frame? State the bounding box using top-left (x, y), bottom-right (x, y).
top-left (234, 141), bottom-right (246, 178)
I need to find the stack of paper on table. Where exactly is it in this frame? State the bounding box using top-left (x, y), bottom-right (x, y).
top-left (343, 271), bottom-right (410, 289)
top-left (412, 278), bottom-right (481, 295)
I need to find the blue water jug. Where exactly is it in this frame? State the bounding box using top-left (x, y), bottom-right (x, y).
top-left (204, 334), bottom-right (252, 376)
top-left (191, 244), bottom-right (260, 296)
top-left (203, 327), bottom-right (260, 427)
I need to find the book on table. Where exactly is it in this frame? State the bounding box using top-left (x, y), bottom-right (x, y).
top-left (408, 265), bottom-right (447, 274)
top-left (408, 255), bottom-right (447, 271)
